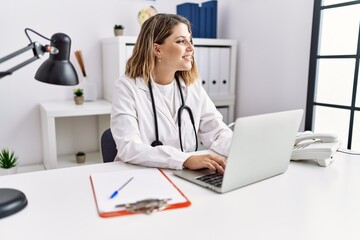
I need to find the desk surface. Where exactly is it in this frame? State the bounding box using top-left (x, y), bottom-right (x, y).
top-left (1, 153), bottom-right (359, 240)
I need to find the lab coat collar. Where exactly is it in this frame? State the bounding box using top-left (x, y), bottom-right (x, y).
top-left (135, 77), bottom-right (148, 91)
top-left (134, 76), bottom-right (186, 90)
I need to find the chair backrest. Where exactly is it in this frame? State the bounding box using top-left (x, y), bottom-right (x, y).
top-left (101, 128), bottom-right (117, 163)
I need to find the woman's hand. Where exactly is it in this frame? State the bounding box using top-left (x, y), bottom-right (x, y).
top-left (183, 154), bottom-right (226, 174)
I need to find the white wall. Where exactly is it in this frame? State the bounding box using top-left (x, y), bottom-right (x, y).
top-left (218, 0), bottom-right (313, 120)
top-left (0, 0), bottom-right (314, 166)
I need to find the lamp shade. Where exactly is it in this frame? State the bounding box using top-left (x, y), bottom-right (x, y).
top-left (35, 33), bottom-right (78, 85)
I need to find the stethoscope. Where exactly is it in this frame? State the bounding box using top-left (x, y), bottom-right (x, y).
top-left (148, 75), bottom-right (198, 152)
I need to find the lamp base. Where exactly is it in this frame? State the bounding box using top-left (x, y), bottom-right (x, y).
top-left (0, 188), bottom-right (28, 219)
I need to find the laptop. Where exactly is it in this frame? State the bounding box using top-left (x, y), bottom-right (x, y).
top-left (174, 109), bottom-right (303, 193)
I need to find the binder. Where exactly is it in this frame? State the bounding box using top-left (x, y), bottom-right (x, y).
top-left (219, 47), bottom-right (231, 95)
top-left (197, 47), bottom-right (210, 92)
top-left (208, 47), bottom-right (221, 96)
top-left (90, 168), bottom-right (191, 217)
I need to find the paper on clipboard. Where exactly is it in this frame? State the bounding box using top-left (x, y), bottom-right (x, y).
top-left (90, 168), bottom-right (191, 217)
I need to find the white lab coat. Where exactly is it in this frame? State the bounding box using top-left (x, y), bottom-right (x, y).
top-left (110, 74), bottom-right (233, 170)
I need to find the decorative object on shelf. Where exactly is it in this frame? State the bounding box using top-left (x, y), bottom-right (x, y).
top-left (74, 50), bottom-right (97, 101)
top-left (74, 50), bottom-right (87, 77)
top-left (0, 148), bottom-right (18, 176)
top-left (137, 6), bottom-right (157, 25)
top-left (75, 152), bottom-right (86, 163)
top-left (114, 24), bottom-right (124, 36)
top-left (74, 88), bottom-right (84, 105)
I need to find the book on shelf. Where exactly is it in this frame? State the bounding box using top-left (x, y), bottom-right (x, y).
top-left (201, 0), bottom-right (217, 38)
top-left (177, 2), bottom-right (200, 38)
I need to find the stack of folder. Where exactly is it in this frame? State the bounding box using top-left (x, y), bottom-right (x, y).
top-left (176, 0), bottom-right (217, 38)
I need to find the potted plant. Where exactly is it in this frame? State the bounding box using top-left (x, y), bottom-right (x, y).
top-left (75, 151), bottom-right (86, 163)
top-left (0, 148), bottom-right (18, 175)
top-left (74, 88), bottom-right (84, 105)
top-left (114, 24), bottom-right (124, 36)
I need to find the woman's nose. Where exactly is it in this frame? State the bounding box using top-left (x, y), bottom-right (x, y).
top-left (186, 42), bottom-right (194, 51)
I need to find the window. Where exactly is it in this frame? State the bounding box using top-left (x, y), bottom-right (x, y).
top-left (306, 0), bottom-right (360, 150)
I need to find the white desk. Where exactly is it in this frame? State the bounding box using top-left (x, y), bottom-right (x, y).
top-left (1, 153), bottom-right (359, 240)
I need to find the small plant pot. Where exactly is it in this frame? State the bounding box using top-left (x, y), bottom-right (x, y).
top-left (0, 167), bottom-right (17, 176)
top-left (75, 153), bottom-right (86, 164)
top-left (74, 96), bottom-right (84, 105)
top-left (114, 29), bottom-right (124, 36)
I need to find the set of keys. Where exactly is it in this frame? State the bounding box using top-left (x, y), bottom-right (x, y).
top-left (115, 198), bottom-right (171, 214)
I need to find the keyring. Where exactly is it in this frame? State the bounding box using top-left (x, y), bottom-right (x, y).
top-left (115, 198), bottom-right (171, 214)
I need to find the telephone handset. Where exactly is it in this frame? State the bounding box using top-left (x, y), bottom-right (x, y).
top-left (291, 131), bottom-right (341, 167)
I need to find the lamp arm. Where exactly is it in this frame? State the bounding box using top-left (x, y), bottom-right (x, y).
top-left (0, 42), bottom-right (46, 79)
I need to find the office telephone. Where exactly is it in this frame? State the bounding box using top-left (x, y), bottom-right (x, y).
top-left (291, 131), bottom-right (341, 167)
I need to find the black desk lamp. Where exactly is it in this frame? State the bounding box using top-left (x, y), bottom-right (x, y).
top-left (0, 28), bottom-right (79, 85)
top-left (0, 28), bottom-right (79, 219)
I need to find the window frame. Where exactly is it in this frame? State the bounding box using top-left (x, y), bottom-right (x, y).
top-left (306, 0), bottom-right (360, 149)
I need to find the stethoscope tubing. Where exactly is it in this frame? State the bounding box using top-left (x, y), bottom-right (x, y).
top-left (148, 76), bottom-right (198, 151)
top-left (148, 79), bottom-right (162, 147)
top-left (175, 77), bottom-right (198, 152)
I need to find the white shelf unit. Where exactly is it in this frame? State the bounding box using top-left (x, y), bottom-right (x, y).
top-left (40, 100), bottom-right (111, 169)
top-left (102, 36), bottom-right (237, 124)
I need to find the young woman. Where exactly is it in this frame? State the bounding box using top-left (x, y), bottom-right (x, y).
top-left (111, 13), bottom-right (232, 173)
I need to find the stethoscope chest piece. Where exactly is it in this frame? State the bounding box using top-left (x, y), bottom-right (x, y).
top-left (151, 140), bottom-right (163, 147)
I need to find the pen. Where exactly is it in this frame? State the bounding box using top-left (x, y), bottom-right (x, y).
top-left (109, 177), bottom-right (134, 199)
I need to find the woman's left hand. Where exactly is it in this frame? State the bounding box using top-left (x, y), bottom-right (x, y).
top-left (183, 154), bottom-right (226, 174)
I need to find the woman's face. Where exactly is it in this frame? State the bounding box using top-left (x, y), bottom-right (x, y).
top-left (154, 23), bottom-right (194, 72)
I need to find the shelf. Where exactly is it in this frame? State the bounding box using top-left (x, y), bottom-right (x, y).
top-left (40, 99), bottom-right (111, 169)
top-left (40, 100), bottom-right (111, 118)
top-left (57, 152), bottom-right (103, 168)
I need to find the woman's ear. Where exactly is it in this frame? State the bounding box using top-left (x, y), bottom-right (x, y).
top-left (153, 43), bottom-right (162, 57)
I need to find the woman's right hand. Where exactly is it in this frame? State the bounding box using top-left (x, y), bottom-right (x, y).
top-left (183, 154), bottom-right (226, 174)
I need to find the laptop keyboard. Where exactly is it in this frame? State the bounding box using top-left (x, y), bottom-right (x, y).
top-left (196, 172), bottom-right (223, 188)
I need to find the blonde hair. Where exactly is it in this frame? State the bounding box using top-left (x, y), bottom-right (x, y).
top-left (125, 13), bottom-right (199, 85)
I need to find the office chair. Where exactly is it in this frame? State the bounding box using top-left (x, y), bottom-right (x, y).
top-left (100, 128), bottom-right (117, 163)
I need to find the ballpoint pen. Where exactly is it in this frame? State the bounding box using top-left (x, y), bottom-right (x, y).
top-left (109, 177), bottom-right (134, 199)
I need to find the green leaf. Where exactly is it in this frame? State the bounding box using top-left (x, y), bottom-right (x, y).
top-left (0, 149), bottom-right (18, 169)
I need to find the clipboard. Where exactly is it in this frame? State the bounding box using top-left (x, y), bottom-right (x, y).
top-left (90, 168), bottom-right (191, 217)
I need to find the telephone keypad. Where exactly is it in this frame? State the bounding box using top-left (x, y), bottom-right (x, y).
top-left (294, 143), bottom-right (310, 150)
